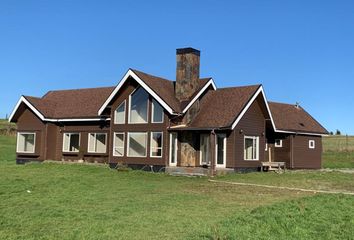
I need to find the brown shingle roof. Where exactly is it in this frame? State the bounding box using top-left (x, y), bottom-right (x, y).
top-left (131, 69), bottom-right (181, 112)
top-left (22, 69), bottom-right (211, 119)
top-left (268, 102), bottom-right (328, 134)
top-left (187, 85), bottom-right (261, 128)
top-left (131, 69), bottom-right (211, 113)
top-left (25, 87), bottom-right (115, 119)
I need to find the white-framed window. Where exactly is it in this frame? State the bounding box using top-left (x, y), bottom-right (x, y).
top-left (309, 140), bottom-right (315, 149)
top-left (200, 134), bottom-right (210, 165)
top-left (150, 132), bottom-right (163, 157)
top-left (169, 133), bottom-right (178, 166)
top-left (275, 139), bottom-right (283, 148)
top-left (127, 132), bottom-right (147, 157)
top-left (62, 133), bottom-right (80, 153)
top-left (113, 132), bottom-right (125, 156)
top-left (88, 133), bottom-right (107, 153)
top-left (129, 87), bottom-right (149, 124)
top-left (216, 134), bottom-right (227, 168)
top-left (151, 99), bottom-right (163, 123)
top-left (114, 100), bottom-right (126, 124)
top-left (16, 132), bottom-right (36, 153)
top-left (244, 136), bottom-right (259, 160)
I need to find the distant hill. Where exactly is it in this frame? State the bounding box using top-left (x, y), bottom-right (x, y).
top-left (0, 119), bottom-right (16, 135)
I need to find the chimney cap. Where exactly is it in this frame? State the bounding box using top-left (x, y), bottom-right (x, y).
top-left (176, 47), bottom-right (200, 56)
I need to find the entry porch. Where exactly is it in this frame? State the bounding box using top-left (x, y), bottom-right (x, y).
top-left (167, 129), bottom-right (231, 175)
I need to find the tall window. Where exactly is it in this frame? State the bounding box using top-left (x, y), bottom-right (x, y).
top-left (129, 87), bottom-right (149, 123)
top-left (244, 136), bottom-right (259, 160)
top-left (17, 132), bottom-right (35, 153)
top-left (114, 101), bottom-right (125, 124)
top-left (113, 132), bottom-right (125, 156)
top-left (88, 133), bottom-right (107, 153)
top-left (200, 134), bottom-right (210, 165)
top-left (150, 132), bottom-right (163, 157)
top-left (63, 133), bottom-right (80, 152)
top-left (128, 132), bottom-right (147, 157)
top-left (152, 99), bottom-right (163, 123)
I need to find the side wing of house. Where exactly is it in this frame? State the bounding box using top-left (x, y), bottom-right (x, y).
top-left (9, 88), bottom-right (114, 164)
top-left (267, 102), bottom-right (328, 169)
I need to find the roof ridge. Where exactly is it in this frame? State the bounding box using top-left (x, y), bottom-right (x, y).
top-left (216, 84), bottom-right (261, 90)
top-left (130, 68), bottom-right (174, 83)
top-left (42, 86), bottom-right (115, 95)
top-left (268, 101), bottom-right (299, 107)
top-left (131, 68), bottom-right (212, 83)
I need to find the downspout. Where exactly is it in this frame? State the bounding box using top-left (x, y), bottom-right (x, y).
top-left (290, 133), bottom-right (297, 169)
top-left (44, 123), bottom-right (48, 160)
top-left (210, 129), bottom-right (216, 177)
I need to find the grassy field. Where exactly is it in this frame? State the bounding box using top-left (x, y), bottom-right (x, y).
top-left (323, 135), bottom-right (354, 168)
top-left (0, 135), bottom-right (354, 239)
top-left (0, 119), bottom-right (16, 136)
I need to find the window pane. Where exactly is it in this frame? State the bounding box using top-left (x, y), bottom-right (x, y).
top-left (25, 134), bottom-right (35, 152)
top-left (63, 133), bottom-right (70, 151)
top-left (128, 133), bottom-right (147, 157)
top-left (152, 99), bottom-right (163, 123)
top-left (114, 133), bottom-right (124, 156)
top-left (130, 88), bottom-right (148, 123)
top-left (69, 134), bottom-right (80, 152)
top-left (170, 133), bottom-right (177, 164)
top-left (95, 134), bottom-right (106, 153)
top-left (17, 134), bottom-right (25, 152)
top-left (245, 138), bottom-right (254, 160)
top-left (151, 132), bottom-right (162, 157)
top-left (88, 133), bottom-right (95, 152)
top-left (217, 135), bottom-right (225, 165)
top-left (200, 134), bottom-right (210, 164)
top-left (115, 101), bottom-right (125, 124)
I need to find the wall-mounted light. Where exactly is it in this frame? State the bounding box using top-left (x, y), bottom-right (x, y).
top-left (239, 129), bottom-right (243, 134)
top-left (262, 132), bottom-right (265, 136)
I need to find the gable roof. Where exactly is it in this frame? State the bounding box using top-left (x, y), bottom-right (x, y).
top-left (186, 85), bottom-right (262, 129)
top-left (130, 69), bottom-right (181, 112)
top-left (9, 87), bottom-right (115, 122)
top-left (171, 85), bottom-right (327, 136)
top-left (268, 102), bottom-right (328, 135)
top-left (98, 68), bottom-right (216, 115)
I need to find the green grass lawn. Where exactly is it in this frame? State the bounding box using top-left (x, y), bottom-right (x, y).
top-left (0, 135), bottom-right (353, 239)
top-left (322, 135), bottom-right (354, 168)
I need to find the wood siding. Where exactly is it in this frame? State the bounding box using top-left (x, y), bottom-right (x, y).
top-left (58, 122), bottom-right (110, 163)
top-left (292, 135), bottom-right (322, 169)
top-left (265, 132), bottom-right (291, 168)
top-left (231, 96), bottom-right (267, 168)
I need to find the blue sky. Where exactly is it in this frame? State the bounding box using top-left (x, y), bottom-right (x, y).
top-left (1, 0), bottom-right (353, 134)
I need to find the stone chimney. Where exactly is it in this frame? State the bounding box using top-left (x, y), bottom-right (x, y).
top-left (175, 47), bottom-right (200, 101)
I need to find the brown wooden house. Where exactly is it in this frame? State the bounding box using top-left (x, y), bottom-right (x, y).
top-left (9, 48), bottom-right (328, 173)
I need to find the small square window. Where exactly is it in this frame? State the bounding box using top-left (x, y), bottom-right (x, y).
top-left (309, 140), bottom-right (315, 149)
top-left (275, 139), bottom-right (282, 148)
